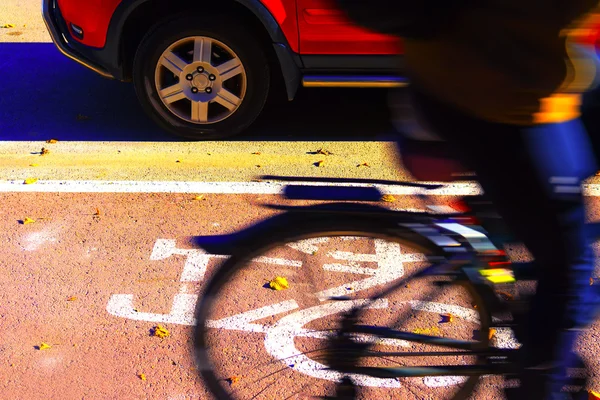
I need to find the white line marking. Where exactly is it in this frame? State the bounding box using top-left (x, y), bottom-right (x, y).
top-left (150, 239), bottom-right (227, 282)
top-left (287, 238), bottom-right (330, 254)
top-left (253, 256), bottom-right (302, 267)
top-left (0, 180), bottom-right (481, 195)
top-left (106, 294), bottom-right (198, 325)
top-left (408, 301), bottom-right (480, 323)
top-left (322, 264), bottom-right (379, 275)
top-left (264, 299), bottom-right (402, 388)
top-left (316, 239), bottom-right (405, 301)
top-left (206, 300), bottom-right (299, 333)
top-left (423, 376), bottom-right (468, 387)
top-left (5, 179), bottom-right (600, 196)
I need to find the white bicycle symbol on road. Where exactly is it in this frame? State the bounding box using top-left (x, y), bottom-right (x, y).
top-left (106, 237), bottom-right (519, 388)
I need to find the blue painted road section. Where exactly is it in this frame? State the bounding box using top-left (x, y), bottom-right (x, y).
top-left (0, 43), bottom-right (396, 142)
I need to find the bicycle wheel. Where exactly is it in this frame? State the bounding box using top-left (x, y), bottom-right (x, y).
top-left (193, 213), bottom-right (490, 400)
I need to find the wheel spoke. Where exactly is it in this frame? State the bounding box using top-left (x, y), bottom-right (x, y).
top-left (159, 84), bottom-right (186, 104)
top-left (191, 100), bottom-right (209, 122)
top-left (217, 58), bottom-right (243, 81)
top-left (214, 89), bottom-right (241, 111)
top-left (193, 37), bottom-right (212, 64)
top-left (161, 51), bottom-right (188, 75)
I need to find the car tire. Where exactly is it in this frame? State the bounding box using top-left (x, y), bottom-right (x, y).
top-left (133, 15), bottom-right (270, 140)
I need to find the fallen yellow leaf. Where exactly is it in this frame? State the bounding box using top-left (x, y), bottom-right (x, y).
top-left (441, 314), bottom-right (454, 323)
top-left (46, 139), bottom-right (58, 144)
top-left (38, 343), bottom-right (51, 350)
top-left (175, 160), bottom-right (181, 163)
top-left (23, 178), bottom-right (38, 185)
top-left (2, 24), bottom-right (15, 28)
top-left (489, 328), bottom-right (496, 340)
top-left (227, 376), bottom-right (241, 385)
top-left (193, 195), bottom-right (205, 201)
top-left (93, 208), bottom-right (101, 216)
top-left (139, 374), bottom-right (146, 381)
top-left (153, 325), bottom-right (170, 338)
top-left (22, 217), bottom-right (35, 224)
top-left (41, 147), bottom-right (50, 155)
top-left (67, 296), bottom-right (77, 302)
top-left (381, 194), bottom-right (396, 202)
top-left (269, 276), bottom-right (289, 291)
top-left (315, 160), bottom-right (324, 167)
top-left (357, 162), bottom-right (371, 167)
top-left (29, 164), bottom-right (38, 167)
top-left (252, 152), bottom-right (261, 155)
top-left (256, 165), bottom-right (261, 168)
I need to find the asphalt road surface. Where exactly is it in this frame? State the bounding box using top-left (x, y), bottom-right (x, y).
top-left (1, 2), bottom-right (600, 398)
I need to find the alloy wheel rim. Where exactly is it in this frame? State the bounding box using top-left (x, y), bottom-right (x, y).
top-left (154, 36), bottom-right (247, 124)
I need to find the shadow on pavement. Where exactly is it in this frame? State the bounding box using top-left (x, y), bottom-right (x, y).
top-left (0, 43), bottom-right (397, 142)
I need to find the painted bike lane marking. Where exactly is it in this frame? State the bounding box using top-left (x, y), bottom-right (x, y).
top-left (106, 236), bottom-right (520, 389)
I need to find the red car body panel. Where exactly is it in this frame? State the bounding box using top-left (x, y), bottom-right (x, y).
top-left (261, 0), bottom-right (301, 53)
top-left (56, 0), bottom-right (397, 55)
top-left (296, 0), bottom-right (401, 54)
top-left (58, 0), bottom-right (121, 48)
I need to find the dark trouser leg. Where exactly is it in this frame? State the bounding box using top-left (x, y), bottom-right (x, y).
top-left (404, 88), bottom-right (600, 398)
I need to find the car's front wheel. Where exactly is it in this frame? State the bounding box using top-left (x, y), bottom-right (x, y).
top-left (133, 16), bottom-right (270, 140)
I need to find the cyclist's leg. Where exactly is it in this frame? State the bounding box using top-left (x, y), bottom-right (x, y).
top-left (401, 87), bottom-right (600, 398)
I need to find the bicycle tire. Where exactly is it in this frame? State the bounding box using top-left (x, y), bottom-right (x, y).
top-left (193, 211), bottom-right (491, 400)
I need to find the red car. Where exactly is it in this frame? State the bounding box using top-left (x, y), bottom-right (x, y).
top-left (42, 0), bottom-right (406, 139)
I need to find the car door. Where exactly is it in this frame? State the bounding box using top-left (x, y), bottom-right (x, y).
top-left (295, 0), bottom-right (401, 55)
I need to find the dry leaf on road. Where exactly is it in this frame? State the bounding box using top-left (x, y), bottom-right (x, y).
top-left (357, 162), bottom-right (370, 167)
top-left (314, 160), bottom-right (324, 167)
top-left (37, 343), bottom-right (51, 350)
top-left (440, 314), bottom-right (454, 323)
top-left (227, 376), bottom-right (241, 386)
top-left (381, 194), bottom-right (396, 202)
top-left (21, 217), bottom-right (35, 224)
top-left (152, 325), bottom-right (170, 338)
top-left (252, 152), bottom-right (261, 155)
top-left (193, 195), bottom-right (206, 201)
top-left (1, 24), bottom-right (15, 28)
top-left (41, 148), bottom-right (50, 155)
top-left (23, 178), bottom-right (38, 185)
top-left (67, 296), bottom-right (77, 302)
top-left (46, 139), bottom-right (58, 144)
top-left (269, 276), bottom-right (289, 291)
top-left (315, 148), bottom-right (333, 155)
top-left (139, 373), bottom-right (146, 381)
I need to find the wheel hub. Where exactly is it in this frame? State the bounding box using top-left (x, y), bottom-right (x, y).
top-left (180, 62), bottom-right (222, 100)
top-left (192, 74), bottom-right (210, 89)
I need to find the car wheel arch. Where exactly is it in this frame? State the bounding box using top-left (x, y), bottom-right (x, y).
top-left (112, 0), bottom-right (301, 100)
